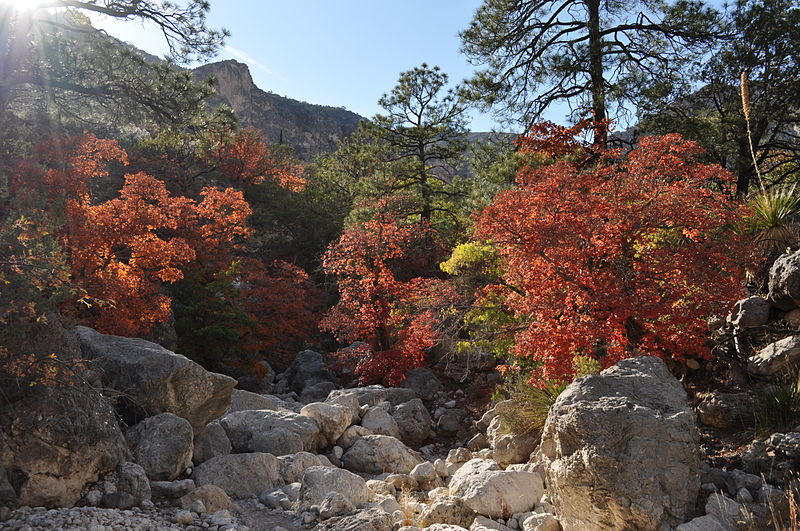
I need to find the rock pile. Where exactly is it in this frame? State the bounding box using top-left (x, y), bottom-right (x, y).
top-left (1, 323), bottom-right (795, 531)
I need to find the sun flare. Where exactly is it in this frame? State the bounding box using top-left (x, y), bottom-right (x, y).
top-left (0, 0), bottom-right (46, 12)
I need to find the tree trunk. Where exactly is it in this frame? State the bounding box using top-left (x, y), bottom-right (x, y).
top-left (587, 0), bottom-right (607, 146)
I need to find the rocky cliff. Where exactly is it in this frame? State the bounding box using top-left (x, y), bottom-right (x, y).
top-left (192, 60), bottom-right (363, 161)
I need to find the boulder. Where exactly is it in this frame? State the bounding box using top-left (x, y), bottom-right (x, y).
top-left (410, 461), bottom-right (442, 490)
top-left (449, 458), bottom-right (543, 519)
top-left (361, 407), bottom-right (402, 439)
top-left (521, 513), bottom-right (560, 531)
top-left (325, 391), bottom-right (361, 419)
top-left (486, 417), bottom-right (539, 467)
top-left (125, 413), bottom-right (193, 481)
top-left (75, 326), bottom-right (235, 431)
top-left (278, 451), bottom-right (327, 484)
top-left (768, 250), bottom-right (800, 310)
top-left (341, 435), bottom-right (422, 474)
top-left (391, 399), bottom-right (432, 447)
top-left (728, 296), bottom-right (771, 329)
top-left (150, 479), bottom-right (195, 501)
top-left (285, 350), bottom-right (338, 395)
top-left (470, 516), bottom-right (515, 531)
top-left (329, 386), bottom-right (417, 407)
top-left (302, 381), bottom-right (339, 401)
top-left (115, 461), bottom-right (151, 506)
top-left (191, 453), bottom-right (280, 497)
top-left (226, 389), bottom-right (291, 413)
top-left (419, 496), bottom-right (475, 528)
top-left (298, 466), bottom-right (369, 513)
top-left (537, 356), bottom-right (700, 530)
top-left (178, 484), bottom-right (231, 514)
top-left (218, 409), bottom-right (321, 455)
top-left (314, 507), bottom-right (393, 531)
top-left (401, 367), bottom-right (443, 401)
top-left (318, 491), bottom-right (357, 519)
top-left (696, 392), bottom-right (753, 429)
top-left (747, 335), bottom-right (800, 377)
top-left (675, 514), bottom-right (730, 531)
top-left (337, 425), bottom-right (373, 450)
top-left (192, 421), bottom-right (231, 465)
top-left (300, 402), bottom-right (353, 445)
top-left (0, 382), bottom-right (128, 507)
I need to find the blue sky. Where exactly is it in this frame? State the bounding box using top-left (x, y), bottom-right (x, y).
top-left (89, 0), bottom-right (513, 132)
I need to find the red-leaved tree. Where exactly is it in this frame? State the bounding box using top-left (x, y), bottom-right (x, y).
top-left (475, 127), bottom-right (751, 381)
top-left (321, 206), bottom-right (455, 385)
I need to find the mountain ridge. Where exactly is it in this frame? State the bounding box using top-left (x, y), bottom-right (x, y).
top-left (192, 60), bottom-right (364, 161)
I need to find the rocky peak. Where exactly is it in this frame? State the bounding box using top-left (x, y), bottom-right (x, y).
top-left (192, 60), bottom-right (363, 161)
top-left (193, 60), bottom-right (256, 114)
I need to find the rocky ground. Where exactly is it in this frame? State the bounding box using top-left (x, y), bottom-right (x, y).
top-left (3, 250), bottom-right (800, 530)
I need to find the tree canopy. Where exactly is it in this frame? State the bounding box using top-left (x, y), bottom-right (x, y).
top-left (461, 0), bottom-right (722, 142)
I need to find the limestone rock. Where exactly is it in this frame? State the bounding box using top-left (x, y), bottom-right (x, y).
top-left (728, 296), bottom-right (770, 329)
top-left (392, 399), bottom-right (432, 447)
top-left (696, 392), bottom-right (753, 429)
top-left (300, 402), bottom-right (353, 445)
top-left (226, 389), bottom-right (290, 413)
top-left (150, 479), bottom-right (196, 501)
top-left (675, 514), bottom-right (730, 531)
top-left (192, 421), bottom-right (231, 465)
top-left (486, 416), bottom-right (539, 467)
top-left (768, 249), bottom-right (800, 310)
top-left (449, 458), bottom-right (543, 519)
top-left (298, 466), bottom-right (369, 513)
top-left (748, 335), bottom-right (800, 377)
top-left (325, 391), bottom-right (361, 419)
top-left (410, 461), bottom-right (442, 491)
top-left (361, 407), bottom-right (402, 439)
top-left (314, 506), bottom-right (393, 531)
top-left (537, 356), bottom-right (700, 530)
top-left (0, 381), bottom-right (128, 507)
top-left (419, 496), bottom-right (475, 528)
top-left (337, 425), bottom-right (373, 450)
top-left (329, 386), bottom-right (416, 407)
top-left (75, 326), bottom-right (235, 431)
top-left (285, 350), bottom-right (338, 396)
top-left (341, 435), bottom-right (422, 474)
top-left (115, 461), bottom-right (151, 506)
top-left (521, 513), bottom-right (560, 531)
top-left (218, 409), bottom-right (321, 455)
top-left (191, 453), bottom-right (280, 497)
top-left (125, 413), bottom-right (193, 481)
top-left (278, 451), bottom-right (327, 484)
top-left (178, 484), bottom-right (231, 514)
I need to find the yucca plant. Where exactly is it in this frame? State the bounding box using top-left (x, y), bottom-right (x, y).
top-left (748, 185), bottom-right (800, 254)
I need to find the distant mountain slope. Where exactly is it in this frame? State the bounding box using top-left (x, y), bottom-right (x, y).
top-left (192, 60), bottom-right (363, 161)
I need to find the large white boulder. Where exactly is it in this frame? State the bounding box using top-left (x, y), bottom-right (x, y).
top-left (300, 402), bottom-right (354, 445)
top-left (218, 409), bottom-right (321, 455)
top-left (341, 435), bottom-right (422, 474)
top-left (449, 458), bottom-right (543, 519)
top-left (75, 326), bottom-right (236, 432)
top-left (538, 356), bottom-right (700, 530)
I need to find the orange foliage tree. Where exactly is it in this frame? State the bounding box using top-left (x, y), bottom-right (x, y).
top-left (321, 205), bottom-right (456, 385)
top-left (475, 127), bottom-right (751, 381)
top-left (11, 133), bottom-right (253, 336)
